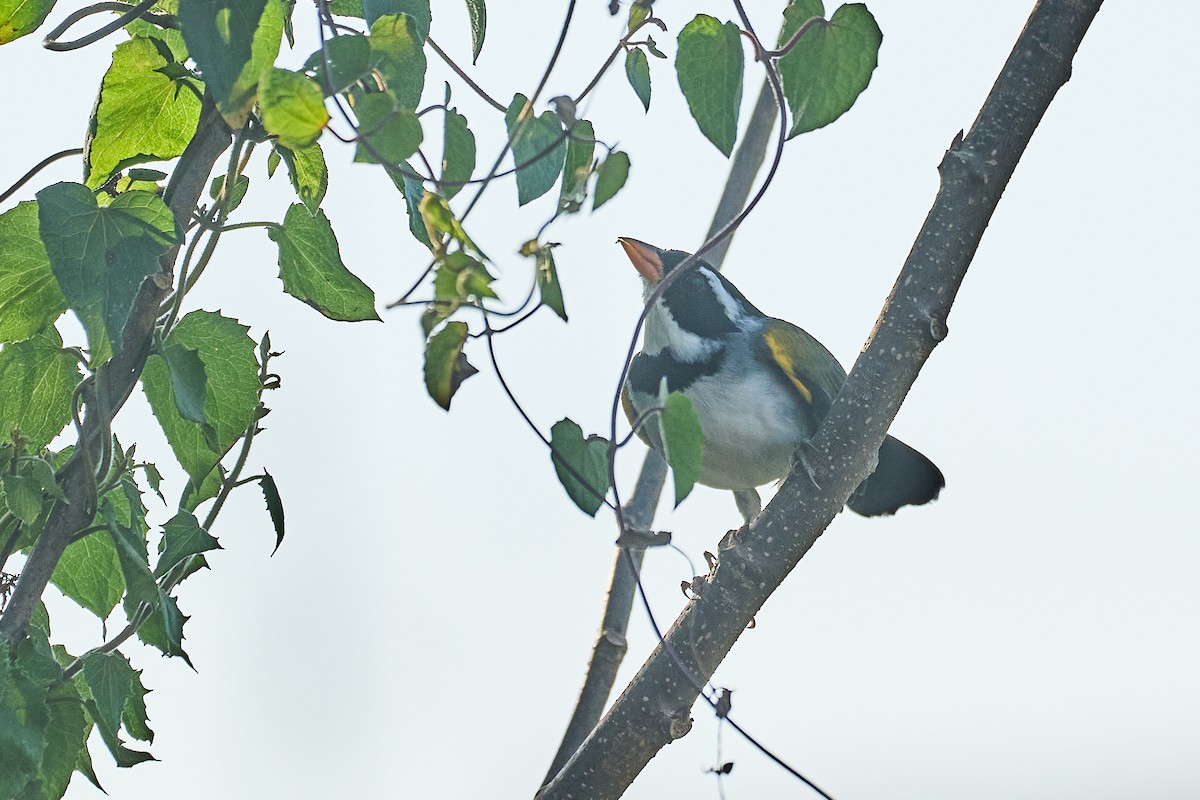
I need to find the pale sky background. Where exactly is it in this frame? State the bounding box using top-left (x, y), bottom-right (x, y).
top-left (3, 1), bottom-right (1199, 799)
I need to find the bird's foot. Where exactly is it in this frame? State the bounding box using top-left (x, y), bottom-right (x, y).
top-left (732, 489), bottom-right (761, 523)
top-left (791, 442), bottom-right (822, 490)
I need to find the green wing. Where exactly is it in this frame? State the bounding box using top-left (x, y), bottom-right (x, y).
top-left (757, 318), bottom-right (846, 420)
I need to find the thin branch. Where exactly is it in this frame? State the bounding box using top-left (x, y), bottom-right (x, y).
top-left (538, 1), bottom-right (1104, 796)
top-left (426, 36), bottom-right (506, 112)
top-left (703, 79), bottom-right (779, 267)
top-left (0, 148), bottom-right (83, 204)
top-left (42, 0), bottom-right (171, 52)
top-left (542, 451), bottom-right (666, 784)
top-left (542, 66), bottom-right (783, 791)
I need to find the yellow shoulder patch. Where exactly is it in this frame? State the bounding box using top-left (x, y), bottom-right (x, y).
top-left (763, 327), bottom-right (814, 404)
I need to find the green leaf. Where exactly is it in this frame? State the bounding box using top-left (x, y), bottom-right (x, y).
top-left (160, 341), bottom-right (208, 426)
top-left (208, 174), bottom-right (249, 214)
top-left (549, 418), bottom-right (610, 517)
top-left (85, 697), bottom-right (154, 768)
top-left (423, 321), bottom-right (476, 410)
top-left (181, 463), bottom-right (222, 513)
top-left (661, 391), bottom-right (703, 505)
top-left (14, 624), bottom-right (60, 684)
top-left (625, 47), bottom-right (651, 111)
top-left (465, 0), bottom-right (485, 63)
top-left (0, 0), bottom-right (55, 44)
top-left (155, 511), bottom-right (219, 578)
top-left (388, 167), bottom-right (433, 249)
top-left (50, 533), bottom-right (125, 620)
top-left (274, 142), bottom-right (328, 212)
top-left (558, 119), bottom-right (594, 212)
top-left (353, 92), bottom-right (423, 165)
top-left (81, 652), bottom-right (136, 739)
top-left (645, 34), bottom-right (666, 59)
top-left (142, 310), bottom-right (259, 486)
top-left (36, 183), bottom-right (179, 363)
top-left (362, 0), bottom-right (429, 40)
top-left (75, 746), bottom-right (103, 793)
top-left (675, 15), bottom-right (743, 156)
top-left (593, 150), bottom-right (630, 210)
top-left (423, 252), bottom-right (495, 335)
top-left (23, 458), bottom-right (67, 503)
top-left (259, 68), bottom-right (330, 149)
top-left (115, 469), bottom-right (149, 536)
top-left (533, 245), bottom-right (566, 322)
top-left (418, 193), bottom-right (475, 252)
top-left (303, 33), bottom-right (371, 94)
top-left (259, 471), bottom-right (285, 554)
top-left (440, 109), bottom-right (475, 200)
top-left (136, 587), bottom-right (190, 663)
top-left (103, 496), bottom-right (158, 611)
top-left (367, 13), bottom-right (426, 108)
top-left (627, 0), bottom-right (649, 33)
top-left (179, 0), bottom-right (283, 126)
top-left (0, 201), bottom-right (65, 344)
top-left (30, 603), bottom-right (51, 637)
top-left (1, 475), bottom-right (41, 525)
top-left (777, 1), bottom-right (882, 137)
top-left (121, 669), bottom-right (153, 744)
top-left (141, 462), bottom-right (165, 502)
top-left (432, 252), bottom-right (495, 300)
top-left (33, 680), bottom-right (92, 799)
top-left (267, 148), bottom-right (281, 177)
top-left (328, 0), bottom-right (362, 15)
top-left (128, 9), bottom-right (189, 61)
top-left (84, 37), bottom-right (203, 190)
top-left (0, 327), bottom-right (82, 450)
top-left (281, 0), bottom-right (296, 46)
top-left (0, 654), bottom-right (49, 799)
top-left (268, 205), bottom-right (379, 321)
top-left (505, 93), bottom-right (567, 206)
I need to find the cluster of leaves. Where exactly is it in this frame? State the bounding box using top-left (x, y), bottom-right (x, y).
top-left (0, 0), bottom-right (883, 794)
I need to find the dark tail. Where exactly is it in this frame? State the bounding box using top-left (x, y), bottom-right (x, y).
top-left (847, 435), bottom-right (944, 517)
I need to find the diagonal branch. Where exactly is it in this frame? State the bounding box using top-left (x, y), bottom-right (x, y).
top-left (0, 96), bottom-right (232, 644)
top-left (536, 1), bottom-right (1104, 797)
top-left (541, 76), bottom-right (780, 786)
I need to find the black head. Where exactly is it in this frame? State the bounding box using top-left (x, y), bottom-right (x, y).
top-left (618, 238), bottom-right (765, 338)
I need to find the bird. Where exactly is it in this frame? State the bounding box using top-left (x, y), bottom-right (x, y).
top-left (618, 237), bottom-right (944, 522)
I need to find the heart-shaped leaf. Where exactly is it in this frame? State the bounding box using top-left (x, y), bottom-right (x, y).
top-left (676, 15), bottom-right (743, 156)
top-left (549, 418), bottom-right (611, 516)
top-left (776, 1), bottom-right (882, 137)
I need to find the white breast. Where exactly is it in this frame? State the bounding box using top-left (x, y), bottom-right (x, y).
top-left (683, 367), bottom-right (807, 490)
top-left (628, 355), bottom-right (810, 491)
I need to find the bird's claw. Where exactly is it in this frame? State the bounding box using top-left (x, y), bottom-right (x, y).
top-left (791, 442), bottom-right (822, 490)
